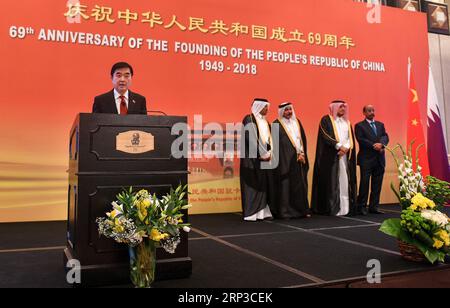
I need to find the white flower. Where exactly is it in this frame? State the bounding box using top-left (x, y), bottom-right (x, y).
top-left (161, 235), bottom-right (181, 254)
top-left (421, 210), bottom-right (450, 227)
top-left (183, 226), bottom-right (191, 233)
top-left (131, 232), bottom-right (144, 244)
top-left (111, 202), bottom-right (123, 213)
top-left (168, 217), bottom-right (179, 225)
top-left (149, 198), bottom-right (160, 208)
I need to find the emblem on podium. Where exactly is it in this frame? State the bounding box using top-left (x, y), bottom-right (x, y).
top-left (116, 130), bottom-right (154, 154)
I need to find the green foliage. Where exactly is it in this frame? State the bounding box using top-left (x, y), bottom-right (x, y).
top-left (96, 183), bottom-right (191, 253)
top-left (380, 213), bottom-right (449, 264)
top-left (382, 141), bottom-right (450, 264)
top-left (425, 176), bottom-right (450, 210)
top-left (379, 218), bottom-right (402, 238)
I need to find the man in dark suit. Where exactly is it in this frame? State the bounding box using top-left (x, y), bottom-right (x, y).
top-left (92, 62), bottom-right (147, 114)
top-left (355, 105), bottom-right (389, 215)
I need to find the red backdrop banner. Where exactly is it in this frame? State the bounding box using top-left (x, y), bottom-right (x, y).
top-left (0, 0), bottom-right (429, 221)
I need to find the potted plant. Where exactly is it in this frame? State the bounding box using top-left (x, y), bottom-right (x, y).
top-left (96, 184), bottom-right (191, 287)
top-left (380, 142), bottom-right (450, 264)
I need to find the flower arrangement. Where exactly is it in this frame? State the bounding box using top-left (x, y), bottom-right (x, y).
top-left (380, 142), bottom-right (450, 264)
top-left (96, 184), bottom-right (191, 287)
top-left (387, 142), bottom-right (425, 210)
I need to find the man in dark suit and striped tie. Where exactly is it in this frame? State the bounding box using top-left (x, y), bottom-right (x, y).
top-left (92, 62), bottom-right (147, 115)
top-left (355, 105), bottom-right (389, 215)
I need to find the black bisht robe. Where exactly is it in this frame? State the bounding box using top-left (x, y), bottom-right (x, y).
top-left (272, 118), bottom-right (310, 218)
top-left (240, 114), bottom-right (276, 218)
top-left (311, 115), bottom-right (357, 216)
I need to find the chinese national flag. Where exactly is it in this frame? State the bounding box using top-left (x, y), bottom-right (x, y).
top-left (407, 59), bottom-right (430, 176)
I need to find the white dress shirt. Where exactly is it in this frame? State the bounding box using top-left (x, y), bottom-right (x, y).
top-left (282, 117), bottom-right (304, 154)
top-left (334, 117), bottom-right (351, 150)
top-left (255, 113), bottom-right (270, 144)
top-left (335, 116), bottom-right (351, 216)
top-left (254, 113), bottom-right (272, 159)
top-left (114, 89), bottom-right (129, 114)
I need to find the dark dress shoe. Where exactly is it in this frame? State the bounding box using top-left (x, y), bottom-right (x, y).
top-left (369, 209), bottom-right (384, 214)
top-left (357, 208), bottom-right (368, 216)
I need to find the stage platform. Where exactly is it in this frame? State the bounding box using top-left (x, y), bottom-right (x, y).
top-left (1, 205), bottom-right (449, 288)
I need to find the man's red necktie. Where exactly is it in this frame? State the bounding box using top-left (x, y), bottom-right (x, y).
top-left (119, 95), bottom-right (128, 115)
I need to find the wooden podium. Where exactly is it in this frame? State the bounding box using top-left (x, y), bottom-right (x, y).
top-left (64, 113), bottom-right (191, 286)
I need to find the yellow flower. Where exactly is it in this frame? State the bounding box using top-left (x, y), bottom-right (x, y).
top-left (115, 225), bottom-right (125, 233)
top-left (142, 199), bottom-right (151, 208)
top-left (150, 228), bottom-right (162, 241)
top-left (113, 219), bottom-right (124, 233)
top-left (437, 230), bottom-right (450, 247)
top-left (433, 239), bottom-right (444, 249)
top-left (137, 203), bottom-right (148, 222)
top-left (410, 193), bottom-right (436, 211)
top-left (108, 209), bottom-right (120, 219)
top-left (161, 233), bottom-right (170, 240)
top-left (136, 189), bottom-right (150, 200)
top-left (149, 229), bottom-right (169, 241)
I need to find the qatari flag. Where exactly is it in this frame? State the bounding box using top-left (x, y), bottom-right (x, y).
top-left (427, 65), bottom-right (450, 183)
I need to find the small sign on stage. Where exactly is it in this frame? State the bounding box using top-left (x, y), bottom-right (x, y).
top-left (116, 130), bottom-right (154, 154)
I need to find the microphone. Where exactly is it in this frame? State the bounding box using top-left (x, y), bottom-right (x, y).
top-left (147, 110), bottom-right (167, 116)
